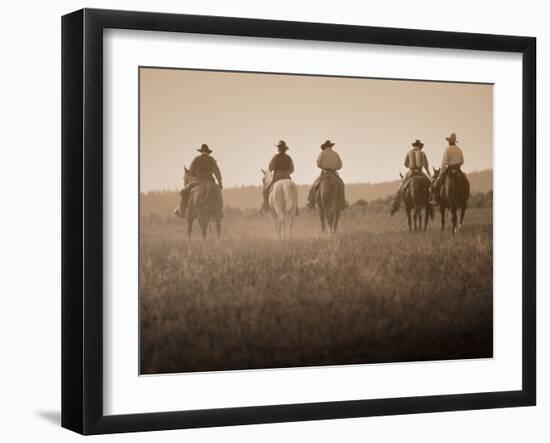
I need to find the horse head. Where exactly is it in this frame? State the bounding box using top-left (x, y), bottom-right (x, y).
top-left (429, 167), bottom-right (442, 206)
top-left (261, 168), bottom-right (274, 190)
top-left (430, 168), bottom-right (441, 186)
top-left (183, 166), bottom-right (197, 186)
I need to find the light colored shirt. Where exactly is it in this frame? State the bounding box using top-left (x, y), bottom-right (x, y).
top-left (317, 148), bottom-right (343, 171)
top-left (404, 148), bottom-right (430, 175)
top-left (441, 144), bottom-right (464, 168)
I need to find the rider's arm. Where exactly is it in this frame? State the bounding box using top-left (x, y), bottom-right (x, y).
top-left (189, 157), bottom-right (199, 176)
top-left (422, 152), bottom-right (431, 177)
top-left (404, 152), bottom-right (410, 168)
top-left (268, 155), bottom-right (276, 172)
top-left (316, 152), bottom-right (324, 169)
top-left (288, 157), bottom-right (295, 174)
top-left (212, 159), bottom-right (222, 187)
top-left (441, 149), bottom-right (449, 169)
top-left (335, 152), bottom-right (343, 170)
top-left (458, 148), bottom-right (464, 166)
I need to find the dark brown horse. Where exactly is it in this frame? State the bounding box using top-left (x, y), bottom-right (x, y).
top-left (399, 172), bottom-right (433, 232)
top-left (316, 172), bottom-right (343, 234)
top-left (431, 167), bottom-right (470, 234)
top-left (183, 167), bottom-right (223, 239)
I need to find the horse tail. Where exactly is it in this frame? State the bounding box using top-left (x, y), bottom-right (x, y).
top-left (320, 176), bottom-right (340, 224)
top-left (284, 180), bottom-right (298, 213)
top-left (410, 176), bottom-right (429, 208)
top-left (446, 173), bottom-right (470, 208)
top-left (270, 180), bottom-right (297, 216)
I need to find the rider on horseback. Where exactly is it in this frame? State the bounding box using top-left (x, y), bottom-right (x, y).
top-left (175, 143), bottom-right (223, 218)
top-left (390, 139), bottom-right (432, 215)
top-left (306, 140), bottom-right (346, 210)
top-left (433, 133), bottom-right (464, 191)
top-left (262, 140), bottom-right (296, 213)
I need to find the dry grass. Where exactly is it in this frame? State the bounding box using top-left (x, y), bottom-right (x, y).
top-left (140, 207), bottom-right (493, 374)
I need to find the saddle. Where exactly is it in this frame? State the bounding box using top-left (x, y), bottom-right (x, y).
top-left (440, 167), bottom-right (464, 187)
top-left (319, 169), bottom-right (340, 183)
top-left (403, 171), bottom-right (430, 193)
top-left (448, 167), bottom-right (463, 176)
top-left (272, 171), bottom-right (291, 183)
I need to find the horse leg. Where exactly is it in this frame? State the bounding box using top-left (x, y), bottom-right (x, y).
top-left (417, 209), bottom-right (423, 233)
top-left (287, 214), bottom-right (295, 239)
top-left (440, 208), bottom-right (445, 232)
top-left (424, 207), bottom-right (429, 231)
top-left (319, 206), bottom-right (326, 232)
top-left (187, 216), bottom-right (194, 239)
top-left (199, 216), bottom-right (208, 240)
top-left (287, 214), bottom-right (293, 240)
top-left (451, 207), bottom-right (458, 234)
top-left (459, 206), bottom-right (466, 232)
top-left (412, 208), bottom-right (420, 232)
top-left (333, 212), bottom-right (340, 234)
top-left (276, 217), bottom-right (283, 240)
top-left (270, 212), bottom-right (280, 240)
top-left (327, 214), bottom-right (334, 235)
top-left (281, 213), bottom-right (288, 240)
top-left (215, 217), bottom-right (222, 239)
top-left (406, 208), bottom-right (412, 232)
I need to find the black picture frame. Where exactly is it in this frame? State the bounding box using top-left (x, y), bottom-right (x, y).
top-left (62, 8), bottom-right (536, 435)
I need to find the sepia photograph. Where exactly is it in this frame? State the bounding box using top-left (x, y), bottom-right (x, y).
top-left (139, 67), bottom-right (493, 375)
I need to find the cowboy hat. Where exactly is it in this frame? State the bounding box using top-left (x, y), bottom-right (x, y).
top-left (411, 139), bottom-right (424, 148)
top-left (275, 140), bottom-right (289, 151)
top-left (320, 139), bottom-right (335, 150)
top-left (446, 133), bottom-right (458, 143)
top-left (197, 143), bottom-right (213, 153)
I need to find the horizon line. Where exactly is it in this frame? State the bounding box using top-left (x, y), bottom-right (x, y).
top-left (140, 168), bottom-right (493, 194)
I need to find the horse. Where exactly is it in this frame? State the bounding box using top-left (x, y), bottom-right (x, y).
top-left (183, 167), bottom-right (223, 239)
top-left (431, 167), bottom-right (470, 234)
top-left (399, 172), bottom-right (433, 232)
top-left (316, 171), bottom-right (343, 234)
top-left (261, 169), bottom-right (298, 240)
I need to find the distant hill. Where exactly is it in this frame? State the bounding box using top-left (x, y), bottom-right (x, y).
top-left (141, 169), bottom-right (493, 216)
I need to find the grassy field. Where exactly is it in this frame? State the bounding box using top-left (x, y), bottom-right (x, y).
top-left (140, 207), bottom-right (493, 374)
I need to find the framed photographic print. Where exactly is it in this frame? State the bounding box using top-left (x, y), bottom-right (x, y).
top-left (62, 8), bottom-right (536, 435)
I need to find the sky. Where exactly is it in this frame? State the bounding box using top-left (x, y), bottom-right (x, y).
top-left (140, 67), bottom-right (493, 191)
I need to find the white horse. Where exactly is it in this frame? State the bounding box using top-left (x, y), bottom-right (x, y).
top-left (261, 170), bottom-right (298, 240)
